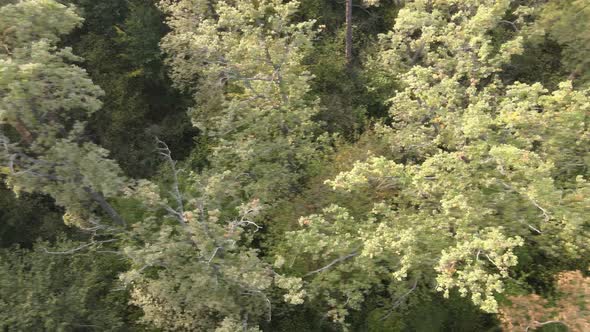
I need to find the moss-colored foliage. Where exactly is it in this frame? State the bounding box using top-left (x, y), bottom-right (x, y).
top-left (1, 0), bottom-right (589, 330)
top-left (0, 184), bottom-right (66, 248)
top-left (65, 0), bottom-right (197, 178)
top-left (159, 0), bottom-right (325, 206)
top-left (535, 0), bottom-right (590, 85)
top-left (277, 0), bottom-right (590, 326)
top-left (262, 132), bottom-right (391, 250)
top-left (120, 176), bottom-right (274, 331)
top-left (298, 0), bottom-right (402, 135)
top-left (363, 288), bottom-right (498, 332)
top-left (0, 0), bottom-right (128, 228)
top-left (0, 240), bottom-right (133, 331)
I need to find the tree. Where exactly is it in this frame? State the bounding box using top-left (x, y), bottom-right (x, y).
top-left (0, 2), bottom-right (279, 330)
top-left (346, 0), bottom-right (353, 65)
top-left (0, 183), bottom-right (66, 248)
top-left (115, 1), bottom-right (340, 328)
top-left (0, 0), bottom-right (128, 229)
top-left (535, 0), bottom-right (590, 84)
top-left (2, 0), bottom-right (588, 330)
top-left (64, 0), bottom-right (197, 178)
top-left (345, 0), bottom-right (381, 66)
top-left (276, 0), bottom-right (590, 325)
top-left (119, 143), bottom-right (275, 331)
top-left (158, 0), bottom-right (323, 207)
top-left (500, 269), bottom-right (590, 331)
top-left (0, 239), bottom-right (131, 331)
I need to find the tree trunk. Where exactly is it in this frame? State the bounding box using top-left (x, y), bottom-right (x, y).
top-left (84, 187), bottom-right (127, 227)
top-left (345, 0), bottom-right (353, 66)
top-left (14, 119), bottom-right (33, 144)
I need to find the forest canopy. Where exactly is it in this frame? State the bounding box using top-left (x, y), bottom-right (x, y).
top-left (0, 0), bottom-right (588, 331)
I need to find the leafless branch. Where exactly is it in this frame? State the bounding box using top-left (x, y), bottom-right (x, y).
top-left (242, 288), bottom-right (272, 322)
top-left (156, 137), bottom-right (187, 226)
top-left (208, 247), bottom-right (222, 263)
top-left (83, 187), bottom-right (127, 227)
top-left (485, 254), bottom-right (501, 271)
top-left (525, 320), bottom-right (564, 332)
top-left (304, 251), bottom-right (359, 277)
top-left (43, 239), bottom-right (118, 255)
top-left (230, 219), bottom-right (261, 233)
top-left (498, 180), bottom-right (548, 233)
top-left (499, 20), bottom-right (518, 31)
top-left (380, 279), bottom-right (418, 320)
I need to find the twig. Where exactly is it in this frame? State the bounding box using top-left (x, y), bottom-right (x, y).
top-left (208, 247), bottom-right (222, 263)
top-left (485, 254), bottom-right (501, 270)
top-left (380, 279), bottom-right (419, 320)
top-left (498, 181), bottom-right (547, 233)
top-left (304, 251), bottom-right (359, 277)
top-left (43, 239), bottom-right (117, 255)
top-left (499, 20), bottom-right (518, 31)
top-left (156, 137), bottom-right (186, 225)
top-left (526, 320), bottom-right (563, 332)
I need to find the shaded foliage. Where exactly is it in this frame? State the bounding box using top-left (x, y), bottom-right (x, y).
top-left (0, 0), bottom-right (588, 330)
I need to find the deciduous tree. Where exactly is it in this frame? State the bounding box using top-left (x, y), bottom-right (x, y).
top-left (277, 0), bottom-right (590, 325)
top-left (0, 0), bottom-right (128, 229)
top-left (159, 0), bottom-right (323, 206)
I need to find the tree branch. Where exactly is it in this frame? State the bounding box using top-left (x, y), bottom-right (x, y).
top-left (525, 320), bottom-right (564, 332)
top-left (380, 279), bottom-right (418, 320)
top-left (43, 239), bottom-right (118, 255)
top-left (83, 187), bottom-right (127, 227)
top-left (304, 251), bottom-right (359, 277)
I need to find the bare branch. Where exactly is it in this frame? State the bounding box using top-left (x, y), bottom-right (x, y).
top-left (242, 288), bottom-right (272, 322)
top-left (83, 187), bottom-right (127, 227)
top-left (155, 137), bottom-right (187, 226)
top-left (523, 220), bottom-right (542, 234)
top-left (230, 219), bottom-right (261, 232)
top-left (304, 251), bottom-right (359, 277)
top-left (208, 247), bottom-right (222, 263)
top-left (525, 320), bottom-right (564, 332)
top-left (498, 180), bottom-right (549, 233)
top-left (43, 239), bottom-right (118, 255)
top-left (485, 254), bottom-right (501, 270)
top-left (499, 20), bottom-right (518, 31)
top-left (380, 279), bottom-right (418, 320)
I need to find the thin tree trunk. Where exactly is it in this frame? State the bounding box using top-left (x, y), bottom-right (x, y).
top-left (84, 187), bottom-right (127, 227)
top-left (14, 119), bottom-right (33, 144)
top-left (345, 0), bottom-right (353, 66)
top-left (568, 65), bottom-right (582, 82)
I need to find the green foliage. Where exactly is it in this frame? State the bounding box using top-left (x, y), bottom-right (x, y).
top-left (0, 183), bottom-right (66, 248)
top-left (277, 0), bottom-right (590, 326)
top-left (535, 0), bottom-right (590, 85)
top-left (363, 287), bottom-right (499, 332)
top-left (120, 175), bottom-right (273, 330)
top-left (67, 0), bottom-right (196, 177)
top-left (298, 0), bottom-right (402, 133)
top-left (159, 0), bottom-right (324, 205)
top-left (1, 0), bottom-right (589, 330)
top-left (0, 0), bottom-right (128, 228)
top-left (0, 239), bottom-right (132, 331)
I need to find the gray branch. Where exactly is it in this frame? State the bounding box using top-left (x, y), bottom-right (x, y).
top-left (380, 279), bottom-right (418, 320)
top-left (43, 239), bottom-right (118, 255)
top-left (304, 251), bottom-right (359, 277)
